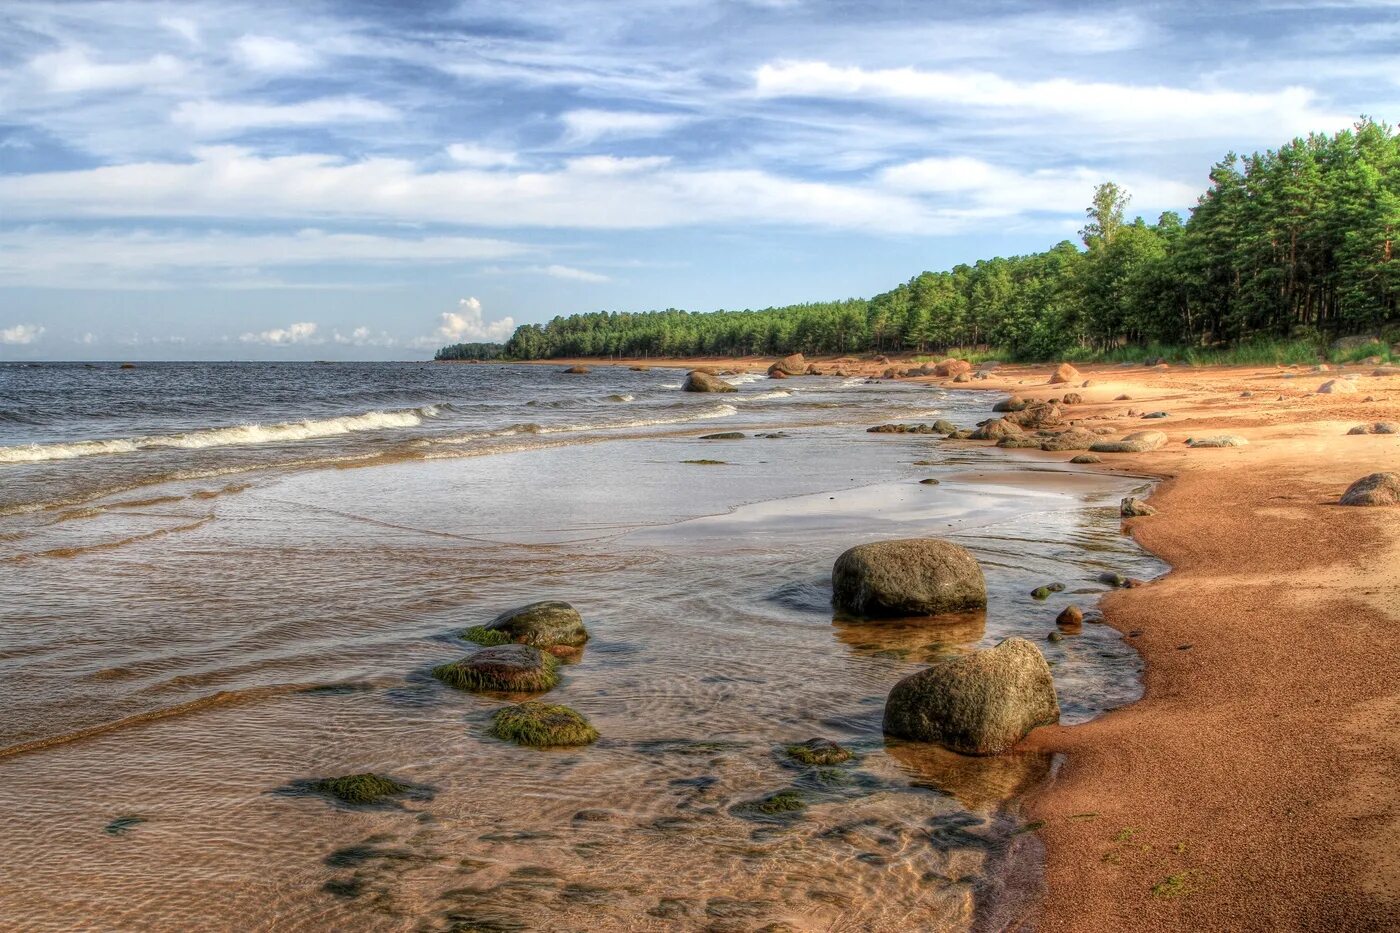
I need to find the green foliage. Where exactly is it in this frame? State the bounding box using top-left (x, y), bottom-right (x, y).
top-left (492, 121), bottom-right (1397, 362)
top-left (434, 342), bottom-right (506, 361)
top-left (313, 773), bottom-right (409, 805)
top-left (488, 702), bottom-right (599, 747)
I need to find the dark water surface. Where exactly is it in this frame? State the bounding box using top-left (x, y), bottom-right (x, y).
top-left (0, 362), bottom-right (1161, 931)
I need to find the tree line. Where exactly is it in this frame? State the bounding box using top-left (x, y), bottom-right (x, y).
top-left (436, 120), bottom-right (1398, 363)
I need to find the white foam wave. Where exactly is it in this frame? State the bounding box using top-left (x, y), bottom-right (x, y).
top-left (723, 372), bottom-right (766, 386)
top-left (748, 389), bottom-right (792, 400)
top-left (0, 407), bottom-right (436, 465)
top-left (431, 403), bottom-right (739, 447)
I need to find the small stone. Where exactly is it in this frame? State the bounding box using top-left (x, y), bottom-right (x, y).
top-left (1056, 605), bottom-right (1084, 627)
top-left (1121, 496), bottom-right (1156, 517)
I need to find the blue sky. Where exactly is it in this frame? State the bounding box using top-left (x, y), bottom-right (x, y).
top-left (0, 0), bottom-right (1395, 359)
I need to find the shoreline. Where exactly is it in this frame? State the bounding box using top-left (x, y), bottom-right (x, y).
top-left (533, 353), bottom-right (1400, 929)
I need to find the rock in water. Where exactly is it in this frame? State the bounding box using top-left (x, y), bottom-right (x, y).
top-left (785, 738), bottom-right (853, 766)
top-left (1121, 496), bottom-right (1157, 517)
top-left (1049, 363), bottom-right (1081, 384)
top-left (467, 601), bottom-right (588, 650)
top-left (832, 538), bottom-right (987, 618)
top-left (562, 366), bottom-right (591, 374)
top-left (882, 637), bottom-right (1060, 755)
top-left (1056, 605), bottom-right (1084, 628)
top-left (432, 644), bottom-right (560, 693)
top-left (489, 702), bottom-right (599, 748)
top-left (682, 370), bottom-right (736, 393)
top-left (768, 353), bottom-right (806, 377)
top-left (1339, 472), bottom-right (1400, 507)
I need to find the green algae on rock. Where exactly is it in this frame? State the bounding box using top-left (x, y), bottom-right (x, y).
top-left (463, 601), bottom-right (589, 651)
top-left (785, 738), bottom-right (853, 766)
top-left (488, 701), bottom-right (599, 748)
top-left (433, 644), bottom-right (560, 693)
top-left (313, 773), bottom-right (409, 805)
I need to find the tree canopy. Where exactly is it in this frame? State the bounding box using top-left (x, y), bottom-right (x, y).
top-left (435, 121), bottom-right (1398, 363)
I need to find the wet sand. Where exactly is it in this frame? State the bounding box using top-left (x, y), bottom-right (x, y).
top-left (561, 354), bottom-right (1400, 929)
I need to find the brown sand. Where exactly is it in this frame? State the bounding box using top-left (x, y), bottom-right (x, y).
top-left (532, 353), bottom-right (1400, 930)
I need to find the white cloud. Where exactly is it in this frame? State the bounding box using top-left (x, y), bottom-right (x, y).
top-left (753, 61), bottom-right (1347, 139)
top-left (233, 35), bottom-right (319, 73)
top-left (560, 109), bottom-right (691, 144)
top-left (879, 156), bottom-right (1199, 217)
top-left (29, 46), bottom-right (187, 94)
top-left (446, 143), bottom-right (519, 168)
top-left (484, 263), bottom-right (611, 283)
top-left (1, 324), bottom-right (45, 345)
top-left (0, 227), bottom-right (534, 288)
top-left (434, 298), bottom-right (515, 343)
top-left (172, 97), bottom-right (398, 136)
top-left (333, 326), bottom-right (396, 346)
top-left (161, 18), bottom-right (202, 47)
top-left (240, 321), bottom-right (318, 344)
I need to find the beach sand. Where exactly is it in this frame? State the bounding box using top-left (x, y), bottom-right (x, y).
top-left (539, 353), bottom-right (1400, 930)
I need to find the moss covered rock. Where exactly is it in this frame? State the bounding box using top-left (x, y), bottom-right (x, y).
top-left (785, 738), bottom-right (853, 766)
top-left (832, 538), bottom-right (986, 618)
top-left (466, 601), bottom-right (589, 650)
top-left (313, 773), bottom-right (409, 805)
top-left (433, 644), bottom-right (560, 693)
top-left (883, 637), bottom-right (1061, 755)
top-left (488, 702), bottom-right (599, 747)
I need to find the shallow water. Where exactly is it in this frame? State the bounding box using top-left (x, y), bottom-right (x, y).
top-left (0, 363), bottom-right (1162, 931)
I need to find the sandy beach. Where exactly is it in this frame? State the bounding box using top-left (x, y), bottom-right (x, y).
top-left (538, 353), bottom-right (1400, 930)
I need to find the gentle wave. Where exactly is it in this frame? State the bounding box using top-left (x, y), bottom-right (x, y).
top-left (0, 406), bottom-right (438, 465)
top-left (429, 403), bottom-right (740, 447)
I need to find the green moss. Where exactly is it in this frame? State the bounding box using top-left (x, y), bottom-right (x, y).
top-left (1031, 587), bottom-right (1052, 600)
top-left (432, 650), bottom-right (559, 693)
top-left (1151, 870), bottom-right (1198, 898)
top-left (738, 790), bottom-right (807, 817)
top-left (314, 773), bottom-right (409, 805)
top-left (488, 702), bottom-right (599, 748)
top-left (461, 626), bottom-right (512, 646)
top-left (785, 739), bottom-right (853, 766)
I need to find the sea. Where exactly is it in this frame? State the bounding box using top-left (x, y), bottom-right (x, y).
top-left (0, 361), bottom-right (1162, 931)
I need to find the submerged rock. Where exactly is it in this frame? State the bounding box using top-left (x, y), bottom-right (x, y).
top-left (832, 538), bottom-right (987, 618)
top-left (700, 431), bottom-right (746, 440)
top-left (1339, 472), bottom-right (1400, 507)
top-left (432, 644), bottom-right (560, 693)
top-left (465, 600), bottom-right (588, 650)
top-left (489, 701), bottom-right (599, 747)
top-left (785, 738), bottom-right (853, 766)
top-left (562, 366), bottom-right (591, 375)
top-left (883, 637), bottom-right (1061, 755)
top-left (313, 773), bottom-right (409, 805)
top-left (682, 370), bottom-right (736, 393)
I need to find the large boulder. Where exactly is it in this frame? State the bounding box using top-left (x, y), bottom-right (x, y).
top-left (882, 637), bottom-right (1060, 755)
top-left (1347, 422), bottom-right (1400, 435)
top-left (466, 601), bottom-right (589, 650)
top-left (682, 370), bottom-right (736, 393)
top-left (1339, 472), bottom-right (1400, 507)
top-left (832, 538), bottom-right (987, 618)
top-left (1049, 363), bottom-right (1081, 384)
top-left (1004, 402), bottom-right (1064, 429)
top-left (1091, 430), bottom-right (1168, 453)
top-left (1317, 379), bottom-right (1358, 394)
top-left (970, 418), bottom-right (1023, 441)
top-left (992, 396), bottom-right (1029, 413)
top-left (1186, 435), bottom-right (1249, 448)
top-left (1039, 429), bottom-right (1099, 452)
top-left (934, 358), bottom-right (972, 377)
top-left (768, 353), bottom-right (807, 377)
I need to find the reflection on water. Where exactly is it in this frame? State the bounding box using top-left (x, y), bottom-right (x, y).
top-left (0, 381), bottom-right (1163, 932)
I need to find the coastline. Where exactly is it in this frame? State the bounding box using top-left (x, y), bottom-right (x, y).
top-left (533, 353), bottom-right (1400, 929)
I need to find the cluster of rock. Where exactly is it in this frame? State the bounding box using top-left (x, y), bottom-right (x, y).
top-left (432, 600), bottom-right (599, 748)
top-left (832, 537), bottom-right (1061, 755)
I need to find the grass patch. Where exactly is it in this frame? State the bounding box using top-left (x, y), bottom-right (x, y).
top-left (488, 701), bottom-right (599, 748)
top-left (461, 626), bottom-right (512, 646)
top-left (432, 648), bottom-right (559, 693)
top-left (1151, 869), bottom-right (1199, 898)
top-left (313, 773), bottom-right (409, 805)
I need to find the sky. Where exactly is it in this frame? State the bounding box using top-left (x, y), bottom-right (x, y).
top-left (0, 0), bottom-right (1396, 360)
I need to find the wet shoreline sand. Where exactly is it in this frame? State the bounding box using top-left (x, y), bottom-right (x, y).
top-left (559, 353), bottom-right (1400, 930)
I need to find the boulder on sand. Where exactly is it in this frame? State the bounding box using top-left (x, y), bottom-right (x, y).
top-left (1039, 429), bottom-right (1099, 452)
top-left (992, 396), bottom-right (1029, 413)
top-left (1347, 422), bottom-right (1400, 435)
top-left (1186, 435), bottom-right (1249, 448)
top-left (466, 600), bottom-right (589, 650)
top-left (1004, 402), bottom-right (1064, 429)
top-left (1339, 472), bottom-right (1400, 507)
top-left (1049, 363), bottom-right (1081, 384)
top-left (1091, 430), bottom-right (1168, 453)
top-left (1317, 379), bottom-right (1357, 394)
top-left (970, 418), bottom-right (1023, 441)
top-left (832, 538), bottom-right (987, 618)
top-left (934, 359), bottom-right (972, 377)
top-left (1121, 496), bottom-right (1156, 517)
top-left (682, 370), bottom-right (736, 393)
top-left (768, 353), bottom-right (807, 377)
top-left (882, 637), bottom-right (1060, 755)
